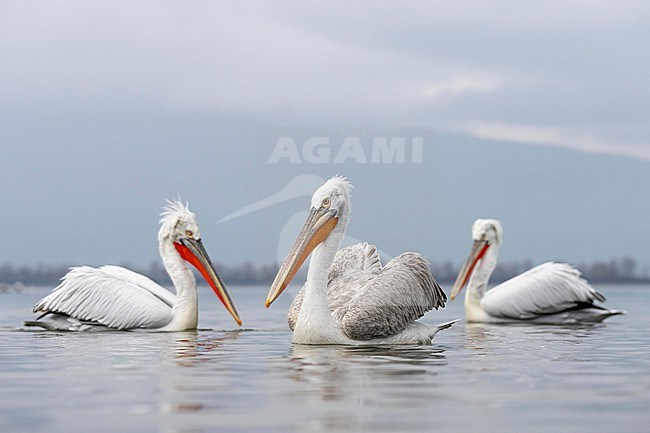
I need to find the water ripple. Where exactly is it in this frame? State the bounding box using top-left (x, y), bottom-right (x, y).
top-left (1, 286), bottom-right (649, 433)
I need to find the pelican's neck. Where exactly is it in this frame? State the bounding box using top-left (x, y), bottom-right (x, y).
top-left (293, 208), bottom-right (348, 343)
top-left (160, 238), bottom-right (199, 330)
top-left (465, 243), bottom-right (500, 306)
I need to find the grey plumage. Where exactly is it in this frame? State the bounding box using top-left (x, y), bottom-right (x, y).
top-left (288, 243), bottom-right (447, 340)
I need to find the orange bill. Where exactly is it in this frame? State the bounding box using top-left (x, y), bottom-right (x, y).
top-left (450, 239), bottom-right (490, 300)
top-left (175, 238), bottom-right (242, 326)
top-left (265, 207), bottom-right (338, 308)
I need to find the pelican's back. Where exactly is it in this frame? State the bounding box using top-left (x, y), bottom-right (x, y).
top-left (28, 266), bottom-right (175, 330)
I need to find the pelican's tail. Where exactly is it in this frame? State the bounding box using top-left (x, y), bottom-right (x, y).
top-left (436, 319), bottom-right (460, 331)
top-left (24, 320), bottom-right (57, 330)
top-left (597, 309), bottom-right (626, 321)
top-left (567, 305), bottom-right (626, 323)
top-left (429, 318), bottom-right (460, 339)
top-left (23, 314), bottom-right (99, 331)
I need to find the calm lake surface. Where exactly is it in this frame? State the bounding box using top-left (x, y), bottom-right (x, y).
top-left (1, 284), bottom-right (649, 433)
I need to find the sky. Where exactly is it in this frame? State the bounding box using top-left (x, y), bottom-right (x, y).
top-left (1, 1), bottom-right (649, 271)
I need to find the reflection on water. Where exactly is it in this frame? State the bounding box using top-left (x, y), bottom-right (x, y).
top-left (167, 331), bottom-right (241, 367)
top-left (275, 344), bottom-right (447, 401)
top-left (287, 344), bottom-right (447, 372)
top-left (261, 344), bottom-right (452, 432)
top-left (1, 286), bottom-right (649, 433)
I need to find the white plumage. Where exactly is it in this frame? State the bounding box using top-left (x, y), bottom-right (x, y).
top-left (266, 176), bottom-right (454, 345)
top-left (451, 219), bottom-right (624, 324)
top-left (25, 200), bottom-right (241, 331)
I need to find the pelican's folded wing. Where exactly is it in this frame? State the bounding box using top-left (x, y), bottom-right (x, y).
top-left (32, 266), bottom-right (174, 329)
top-left (336, 252), bottom-right (446, 340)
top-left (480, 262), bottom-right (605, 319)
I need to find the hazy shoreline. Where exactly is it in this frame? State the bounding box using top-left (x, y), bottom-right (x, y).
top-left (2, 257), bottom-right (648, 288)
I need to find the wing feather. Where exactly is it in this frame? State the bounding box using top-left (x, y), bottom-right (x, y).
top-left (287, 246), bottom-right (447, 339)
top-left (481, 262), bottom-right (604, 319)
top-left (33, 266), bottom-right (174, 329)
top-left (337, 252), bottom-right (446, 340)
top-left (97, 265), bottom-right (176, 307)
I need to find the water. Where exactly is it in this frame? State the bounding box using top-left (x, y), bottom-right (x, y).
top-left (1, 284), bottom-right (649, 433)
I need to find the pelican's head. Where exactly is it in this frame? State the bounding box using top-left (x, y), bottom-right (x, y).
top-left (309, 175), bottom-right (353, 217)
top-left (159, 199), bottom-right (241, 326)
top-left (450, 219), bottom-right (503, 300)
top-left (265, 176), bottom-right (353, 308)
top-left (159, 199), bottom-right (201, 244)
top-left (471, 219), bottom-right (502, 246)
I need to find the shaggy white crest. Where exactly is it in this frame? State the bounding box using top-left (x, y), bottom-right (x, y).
top-left (160, 198), bottom-right (193, 222)
top-left (159, 198), bottom-right (200, 241)
top-left (472, 219), bottom-right (503, 244)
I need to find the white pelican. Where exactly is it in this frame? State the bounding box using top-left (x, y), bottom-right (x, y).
top-left (450, 219), bottom-right (624, 324)
top-left (265, 176), bottom-right (454, 345)
top-left (25, 200), bottom-right (241, 331)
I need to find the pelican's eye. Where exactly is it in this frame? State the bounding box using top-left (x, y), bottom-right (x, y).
top-left (185, 230), bottom-right (194, 239)
top-left (321, 197), bottom-right (331, 209)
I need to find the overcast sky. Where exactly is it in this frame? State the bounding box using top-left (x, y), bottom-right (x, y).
top-left (1, 1), bottom-right (648, 271)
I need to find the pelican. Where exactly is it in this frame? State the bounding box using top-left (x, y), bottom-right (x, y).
top-left (265, 176), bottom-right (454, 345)
top-left (24, 199), bottom-right (241, 331)
top-left (450, 219), bottom-right (624, 324)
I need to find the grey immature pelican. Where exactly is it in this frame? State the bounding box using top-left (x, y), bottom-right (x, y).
top-left (265, 176), bottom-right (455, 345)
